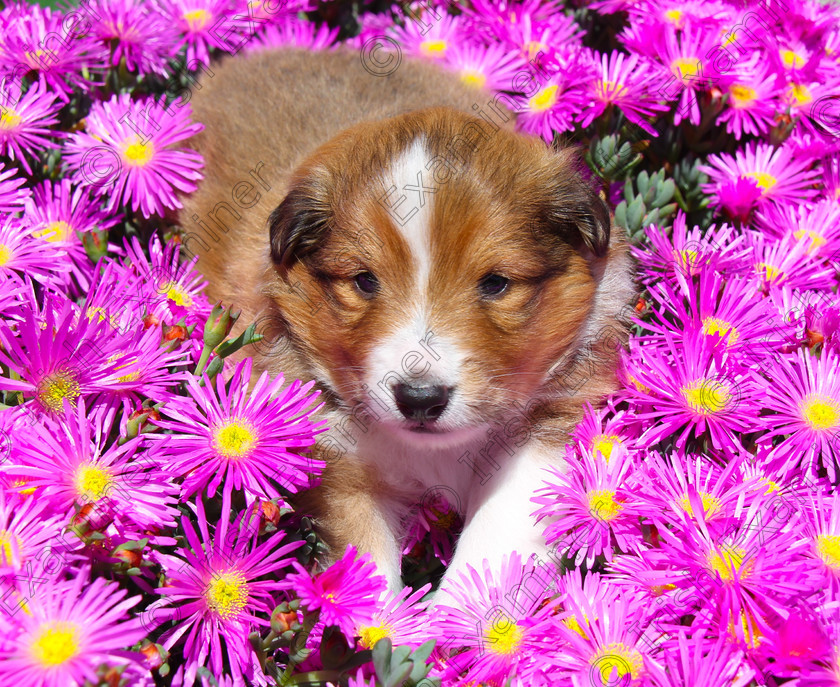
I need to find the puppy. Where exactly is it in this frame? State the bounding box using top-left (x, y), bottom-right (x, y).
top-left (179, 48), bottom-right (636, 594)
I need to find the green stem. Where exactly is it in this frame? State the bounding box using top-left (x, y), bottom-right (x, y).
top-left (194, 346), bottom-right (212, 377)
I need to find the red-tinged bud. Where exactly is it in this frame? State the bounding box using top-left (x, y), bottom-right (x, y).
top-left (806, 329), bottom-right (825, 348)
top-left (71, 501), bottom-right (113, 533)
top-left (81, 228), bottom-right (109, 264)
top-left (261, 500), bottom-right (282, 528)
top-left (162, 323), bottom-right (187, 342)
top-left (634, 297), bottom-right (647, 314)
top-left (143, 313), bottom-right (160, 329)
top-left (271, 608), bottom-right (300, 634)
top-left (140, 640), bottom-right (166, 669)
top-left (113, 547), bottom-right (142, 567)
top-left (203, 302), bottom-right (241, 350)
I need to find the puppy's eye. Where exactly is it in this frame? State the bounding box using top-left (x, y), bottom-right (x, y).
top-left (478, 273), bottom-right (509, 299)
top-left (354, 271), bottom-right (380, 296)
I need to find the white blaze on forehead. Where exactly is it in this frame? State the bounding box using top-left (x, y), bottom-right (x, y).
top-left (379, 136), bottom-right (434, 297)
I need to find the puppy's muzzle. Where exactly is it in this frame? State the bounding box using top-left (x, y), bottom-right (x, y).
top-left (394, 383), bottom-right (450, 423)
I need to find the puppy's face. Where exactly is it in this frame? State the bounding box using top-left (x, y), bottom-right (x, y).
top-left (269, 108), bottom-right (609, 447)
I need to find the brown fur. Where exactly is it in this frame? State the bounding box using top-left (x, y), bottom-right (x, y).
top-left (179, 47), bottom-right (637, 579)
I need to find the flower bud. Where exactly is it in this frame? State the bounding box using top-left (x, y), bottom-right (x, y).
top-left (203, 302), bottom-right (240, 350)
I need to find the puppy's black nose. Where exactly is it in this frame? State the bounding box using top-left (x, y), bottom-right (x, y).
top-left (394, 384), bottom-right (450, 422)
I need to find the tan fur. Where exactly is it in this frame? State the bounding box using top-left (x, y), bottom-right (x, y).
top-left (179, 47), bottom-right (637, 582)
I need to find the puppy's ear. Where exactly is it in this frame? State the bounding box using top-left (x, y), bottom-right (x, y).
top-left (269, 175), bottom-right (332, 275)
top-left (544, 152), bottom-right (611, 258)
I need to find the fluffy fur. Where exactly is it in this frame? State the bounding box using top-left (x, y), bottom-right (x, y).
top-left (179, 48), bottom-right (637, 593)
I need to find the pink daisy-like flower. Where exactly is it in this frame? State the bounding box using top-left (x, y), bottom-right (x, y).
top-left (759, 347), bottom-right (840, 481)
top-left (389, 12), bottom-right (465, 61)
top-left (0, 489), bottom-right (65, 579)
top-left (0, 81), bottom-right (62, 176)
top-left (402, 488), bottom-right (462, 565)
top-left (643, 267), bottom-right (787, 365)
top-left (156, 0), bottom-right (245, 66)
top-left (432, 553), bottom-right (565, 687)
top-left (463, 0), bottom-right (579, 47)
top-left (646, 632), bottom-right (753, 687)
top-left (0, 217), bottom-right (71, 290)
top-left (0, 569), bottom-right (146, 687)
top-left (355, 583), bottom-right (432, 650)
top-left (755, 197), bottom-right (840, 261)
top-left (248, 16), bottom-right (338, 52)
top-left (556, 591), bottom-right (663, 687)
top-left (121, 235), bottom-right (211, 330)
top-left (622, 330), bottom-right (764, 453)
top-left (515, 47), bottom-right (596, 140)
top-left (0, 162), bottom-right (30, 214)
top-left (154, 498), bottom-right (303, 687)
top-left (532, 446), bottom-right (648, 566)
top-left (632, 213), bottom-right (751, 286)
top-left (648, 22), bottom-right (721, 125)
top-left (0, 4), bottom-right (108, 101)
top-left (0, 294), bottom-right (128, 416)
top-left (572, 402), bottom-right (641, 461)
top-left (63, 94), bottom-right (204, 218)
top-left (717, 63), bottom-right (781, 140)
top-left (442, 40), bottom-right (525, 92)
top-left (700, 142), bottom-right (821, 217)
top-left (287, 545), bottom-right (386, 639)
top-left (746, 231), bottom-right (836, 294)
top-left (150, 357), bottom-right (325, 504)
top-left (8, 399), bottom-right (180, 533)
top-left (580, 50), bottom-right (670, 135)
top-left (23, 179), bottom-right (119, 294)
top-left (89, 0), bottom-right (180, 76)
top-left (804, 491), bottom-right (840, 592)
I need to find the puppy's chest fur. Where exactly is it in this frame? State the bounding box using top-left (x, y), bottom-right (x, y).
top-left (181, 48), bottom-right (636, 591)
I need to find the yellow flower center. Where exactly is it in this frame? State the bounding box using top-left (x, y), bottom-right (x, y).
top-left (801, 395), bottom-right (840, 431)
top-left (524, 40), bottom-right (547, 60)
top-left (628, 375), bottom-right (651, 393)
top-left (32, 221), bottom-right (73, 243)
top-left (460, 71), bottom-right (486, 88)
top-left (755, 261), bottom-right (784, 283)
top-left (788, 83), bottom-right (813, 106)
top-left (587, 490), bottom-right (623, 522)
top-left (0, 530), bottom-right (23, 567)
top-left (121, 137), bottom-right (155, 167)
top-left (762, 479), bottom-right (780, 495)
top-left (529, 85), bottom-right (559, 112)
top-left (37, 370), bottom-right (81, 413)
top-left (679, 491), bottom-right (722, 519)
top-left (161, 281), bottom-right (194, 308)
top-left (793, 229), bottom-right (827, 251)
top-left (709, 546), bottom-right (752, 582)
top-left (0, 108), bottom-right (21, 131)
top-left (182, 8), bottom-right (212, 31)
top-left (651, 583), bottom-right (677, 596)
top-left (563, 615), bottom-right (589, 639)
top-left (702, 317), bottom-right (739, 345)
top-left (206, 571), bottom-right (249, 619)
top-left (681, 378), bottom-right (731, 415)
top-left (589, 643), bottom-right (644, 684)
top-left (729, 84), bottom-right (757, 107)
top-left (745, 171), bottom-right (777, 192)
top-left (31, 621), bottom-right (80, 667)
top-left (780, 49), bottom-right (805, 69)
top-left (420, 39), bottom-right (447, 57)
top-left (671, 56), bottom-right (700, 79)
top-left (212, 420), bottom-right (257, 458)
top-left (817, 534), bottom-right (840, 570)
top-left (484, 618), bottom-right (523, 655)
top-left (358, 623), bottom-right (392, 649)
top-left (600, 80), bottom-right (629, 99)
top-left (0, 244), bottom-right (11, 267)
top-left (74, 464), bottom-right (114, 501)
top-left (592, 434), bottom-right (622, 461)
top-left (664, 9), bottom-right (683, 25)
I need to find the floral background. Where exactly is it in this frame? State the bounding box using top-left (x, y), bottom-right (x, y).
top-left (1, 0), bottom-right (840, 685)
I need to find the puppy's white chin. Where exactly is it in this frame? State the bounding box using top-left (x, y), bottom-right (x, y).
top-left (382, 421), bottom-right (489, 449)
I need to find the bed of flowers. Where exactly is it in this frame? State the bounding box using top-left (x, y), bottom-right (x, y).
top-left (1, 0), bottom-right (840, 685)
